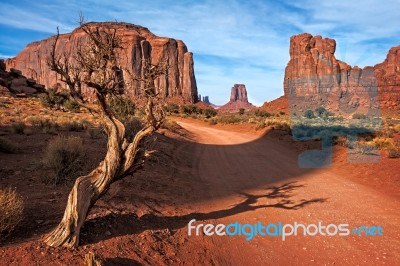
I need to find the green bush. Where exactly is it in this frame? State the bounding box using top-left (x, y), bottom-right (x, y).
top-left (63, 99), bottom-right (80, 112)
top-left (203, 108), bottom-right (217, 118)
top-left (164, 103), bottom-right (180, 114)
top-left (0, 188), bottom-right (24, 238)
top-left (255, 109), bottom-right (272, 117)
top-left (42, 136), bottom-right (85, 184)
top-left (352, 113), bottom-right (367, 120)
top-left (181, 104), bottom-right (201, 115)
top-left (304, 110), bottom-right (315, 119)
top-left (108, 95), bottom-right (135, 120)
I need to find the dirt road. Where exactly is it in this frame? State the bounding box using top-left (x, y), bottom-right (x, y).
top-left (175, 120), bottom-right (400, 265)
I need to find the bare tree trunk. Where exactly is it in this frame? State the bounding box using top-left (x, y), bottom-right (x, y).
top-left (44, 117), bottom-right (124, 247)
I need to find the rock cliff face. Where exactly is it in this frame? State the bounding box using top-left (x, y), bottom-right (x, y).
top-left (284, 33), bottom-right (399, 113)
top-left (219, 84), bottom-right (256, 112)
top-left (5, 22), bottom-right (198, 103)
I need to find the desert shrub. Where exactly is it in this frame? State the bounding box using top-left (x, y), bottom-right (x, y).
top-left (387, 145), bottom-right (400, 158)
top-left (32, 118), bottom-right (59, 134)
top-left (333, 136), bottom-right (348, 147)
top-left (161, 119), bottom-right (182, 133)
top-left (255, 109), bottom-right (272, 117)
top-left (181, 104), bottom-right (201, 115)
top-left (86, 127), bottom-right (105, 139)
top-left (279, 111), bottom-right (286, 115)
top-left (38, 88), bottom-right (69, 109)
top-left (42, 136), bottom-right (85, 184)
top-left (65, 121), bottom-right (85, 132)
top-left (108, 95), bottom-right (135, 120)
top-left (255, 121), bottom-right (266, 130)
top-left (304, 110), bottom-right (315, 119)
top-left (63, 99), bottom-right (80, 112)
top-left (352, 113), bottom-right (367, 120)
top-left (315, 107), bottom-right (327, 117)
top-left (164, 103), bottom-right (179, 114)
top-left (239, 108), bottom-right (245, 115)
top-left (0, 188), bottom-right (24, 238)
top-left (203, 108), bottom-right (217, 118)
top-left (12, 122), bottom-right (26, 134)
top-left (124, 118), bottom-right (143, 142)
top-left (209, 118), bottom-right (218, 125)
top-left (274, 121), bottom-right (291, 132)
top-left (370, 137), bottom-right (395, 149)
top-left (0, 138), bottom-right (16, 153)
top-left (216, 114), bottom-right (243, 124)
top-left (355, 143), bottom-right (376, 155)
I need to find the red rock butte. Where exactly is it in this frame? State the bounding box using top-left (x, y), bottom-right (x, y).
top-left (5, 22), bottom-right (198, 103)
top-left (219, 84), bottom-right (256, 113)
top-left (283, 33), bottom-right (400, 112)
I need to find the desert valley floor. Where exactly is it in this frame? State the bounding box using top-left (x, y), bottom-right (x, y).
top-left (0, 116), bottom-right (399, 265)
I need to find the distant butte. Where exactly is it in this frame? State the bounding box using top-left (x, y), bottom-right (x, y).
top-left (219, 84), bottom-right (256, 113)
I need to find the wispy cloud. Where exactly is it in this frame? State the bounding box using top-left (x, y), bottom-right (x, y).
top-left (0, 0), bottom-right (399, 105)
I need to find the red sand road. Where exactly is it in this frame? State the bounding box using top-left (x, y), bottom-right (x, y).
top-left (0, 118), bottom-right (399, 265)
top-left (174, 120), bottom-right (400, 265)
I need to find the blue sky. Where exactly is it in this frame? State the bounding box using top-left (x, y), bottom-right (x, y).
top-left (1, 0), bottom-right (399, 105)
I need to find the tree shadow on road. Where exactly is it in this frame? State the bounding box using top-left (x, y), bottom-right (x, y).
top-left (81, 181), bottom-right (327, 245)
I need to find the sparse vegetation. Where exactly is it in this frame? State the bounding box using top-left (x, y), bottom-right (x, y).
top-left (0, 188), bottom-right (24, 238)
top-left (12, 122), bottom-right (26, 134)
top-left (30, 118), bottom-right (59, 134)
top-left (304, 109), bottom-right (315, 119)
top-left (239, 108), bottom-right (245, 115)
top-left (0, 138), bottom-right (16, 153)
top-left (387, 144), bottom-right (400, 158)
top-left (124, 117), bottom-right (143, 142)
top-left (42, 136), bottom-right (86, 184)
top-left (164, 103), bottom-right (179, 114)
top-left (86, 127), bottom-right (104, 139)
top-left (39, 88), bottom-right (80, 112)
top-left (161, 119), bottom-right (182, 133)
top-left (352, 113), bottom-right (367, 120)
top-left (108, 95), bottom-right (135, 120)
top-left (65, 121), bottom-right (85, 132)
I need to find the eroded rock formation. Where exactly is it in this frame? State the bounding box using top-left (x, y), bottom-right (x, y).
top-left (284, 33), bottom-right (399, 113)
top-left (5, 22), bottom-right (198, 103)
top-left (219, 84), bottom-right (256, 112)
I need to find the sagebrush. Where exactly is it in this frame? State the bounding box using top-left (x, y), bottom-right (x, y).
top-left (0, 188), bottom-right (24, 238)
top-left (42, 136), bottom-right (86, 184)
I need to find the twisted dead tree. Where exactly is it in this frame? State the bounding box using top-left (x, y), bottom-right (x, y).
top-left (43, 19), bottom-right (167, 248)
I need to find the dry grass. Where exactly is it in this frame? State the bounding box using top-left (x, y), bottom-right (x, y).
top-left (0, 188), bottom-right (24, 239)
top-left (161, 119), bottom-right (182, 133)
top-left (42, 136), bottom-right (86, 184)
top-left (387, 144), bottom-right (400, 158)
top-left (369, 137), bottom-right (395, 149)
